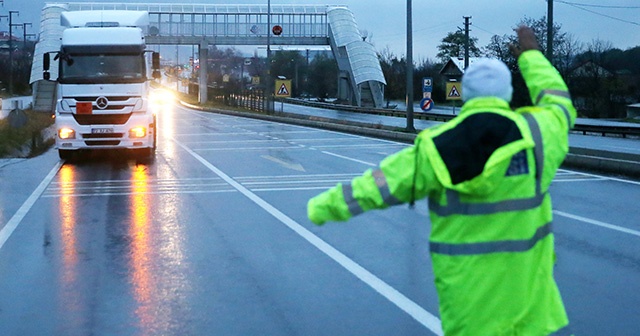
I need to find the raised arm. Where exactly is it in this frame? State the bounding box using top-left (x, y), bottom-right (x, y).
top-left (511, 26), bottom-right (576, 130)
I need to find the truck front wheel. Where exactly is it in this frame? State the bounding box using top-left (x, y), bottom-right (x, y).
top-left (58, 149), bottom-right (75, 161)
top-left (133, 148), bottom-right (154, 162)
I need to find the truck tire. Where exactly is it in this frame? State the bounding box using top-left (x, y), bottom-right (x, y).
top-left (58, 149), bottom-right (74, 161)
top-left (133, 148), bottom-right (154, 161)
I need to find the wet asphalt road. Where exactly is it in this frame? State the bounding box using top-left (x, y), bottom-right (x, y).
top-left (0, 103), bottom-right (639, 335)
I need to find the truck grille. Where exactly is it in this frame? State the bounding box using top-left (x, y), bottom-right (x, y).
top-left (73, 113), bottom-right (132, 125)
top-left (85, 140), bottom-right (121, 146)
top-left (82, 133), bottom-right (125, 139)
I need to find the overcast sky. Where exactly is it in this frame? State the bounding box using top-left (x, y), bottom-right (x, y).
top-left (3, 0), bottom-right (639, 60)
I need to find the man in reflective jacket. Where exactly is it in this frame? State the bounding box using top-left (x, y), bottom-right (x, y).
top-left (307, 26), bottom-right (574, 335)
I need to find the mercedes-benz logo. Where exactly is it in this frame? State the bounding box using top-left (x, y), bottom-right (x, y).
top-left (96, 96), bottom-right (109, 110)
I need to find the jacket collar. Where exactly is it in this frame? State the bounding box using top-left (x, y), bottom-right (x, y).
top-left (460, 97), bottom-right (511, 115)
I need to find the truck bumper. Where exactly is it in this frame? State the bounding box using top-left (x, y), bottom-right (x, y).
top-left (55, 113), bottom-right (155, 151)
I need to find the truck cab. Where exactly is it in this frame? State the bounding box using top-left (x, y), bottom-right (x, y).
top-left (44, 10), bottom-right (161, 160)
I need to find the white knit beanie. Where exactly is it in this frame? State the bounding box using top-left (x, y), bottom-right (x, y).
top-left (462, 58), bottom-right (513, 102)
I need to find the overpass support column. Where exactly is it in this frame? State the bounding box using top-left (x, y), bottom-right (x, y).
top-left (198, 40), bottom-right (208, 104)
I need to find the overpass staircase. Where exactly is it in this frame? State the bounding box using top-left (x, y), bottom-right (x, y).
top-left (327, 7), bottom-right (386, 108)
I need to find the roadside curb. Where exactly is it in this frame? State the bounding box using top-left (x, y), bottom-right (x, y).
top-left (565, 147), bottom-right (640, 179)
top-left (181, 102), bottom-right (640, 179)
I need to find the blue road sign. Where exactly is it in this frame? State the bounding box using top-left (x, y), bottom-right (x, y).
top-left (420, 97), bottom-right (434, 111)
top-left (422, 77), bottom-right (433, 93)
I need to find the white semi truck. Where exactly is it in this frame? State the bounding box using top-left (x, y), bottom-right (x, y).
top-left (43, 10), bottom-right (161, 160)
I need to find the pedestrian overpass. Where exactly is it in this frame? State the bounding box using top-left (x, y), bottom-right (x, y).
top-left (30, 2), bottom-right (387, 111)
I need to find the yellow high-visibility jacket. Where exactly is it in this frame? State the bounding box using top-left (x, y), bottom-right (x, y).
top-left (307, 50), bottom-right (576, 335)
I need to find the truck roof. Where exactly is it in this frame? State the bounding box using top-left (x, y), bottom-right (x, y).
top-left (61, 10), bottom-right (149, 28)
top-left (62, 27), bottom-right (145, 48)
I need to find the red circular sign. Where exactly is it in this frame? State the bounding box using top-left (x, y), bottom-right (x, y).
top-left (420, 98), bottom-right (433, 111)
top-left (272, 25), bottom-right (283, 36)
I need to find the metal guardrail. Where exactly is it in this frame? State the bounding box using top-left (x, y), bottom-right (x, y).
top-left (283, 98), bottom-right (640, 139)
top-left (571, 123), bottom-right (640, 138)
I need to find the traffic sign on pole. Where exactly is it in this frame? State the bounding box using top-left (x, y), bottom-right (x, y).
top-left (420, 97), bottom-right (434, 111)
top-left (446, 82), bottom-right (462, 101)
top-left (275, 79), bottom-right (292, 97)
top-left (422, 77), bottom-right (433, 93)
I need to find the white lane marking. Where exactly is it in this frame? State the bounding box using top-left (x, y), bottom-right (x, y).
top-left (193, 146), bottom-right (307, 151)
top-left (184, 139), bottom-right (288, 144)
top-left (50, 177), bottom-right (223, 184)
top-left (173, 132), bottom-right (254, 136)
top-left (552, 178), bottom-right (608, 183)
top-left (554, 210), bottom-right (640, 238)
top-left (321, 151), bottom-right (377, 167)
top-left (42, 189), bottom-right (237, 198)
top-left (313, 144), bottom-right (405, 149)
top-left (249, 187), bottom-right (343, 192)
top-left (240, 179), bottom-right (351, 186)
top-left (557, 169), bottom-right (640, 186)
top-left (236, 173), bottom-right (360, 180)
top-left (173, 138), bottom-right (443, 336)
top-left (0, 161), bottom-right (62, 251)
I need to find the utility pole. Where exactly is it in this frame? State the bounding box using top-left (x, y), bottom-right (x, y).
top-left (405, 0), bottom-right (415, 132)
top-left (7, 11), bottom-right (20, 95)
top-left (547, 0), bottom-right (553, 62)
top-left (23, 22), bottom-right (34, 49)
top-left (463, 16), bottom-right (471, 70)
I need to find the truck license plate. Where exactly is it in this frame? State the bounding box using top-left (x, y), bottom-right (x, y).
top-left (91, 128), bottom-right (114, 134)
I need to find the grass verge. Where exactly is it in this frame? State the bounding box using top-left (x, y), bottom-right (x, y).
top-left (0, 110), bottom-right (55, 158)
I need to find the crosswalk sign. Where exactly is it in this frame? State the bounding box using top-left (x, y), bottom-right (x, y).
top-left (446, 82), bottom-right (462, 101)
top-left (275, 79), bottom-right (292, 97)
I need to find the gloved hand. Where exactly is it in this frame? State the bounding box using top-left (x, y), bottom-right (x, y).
top-left (509, 25), bottom-right (541, 59)
top-left (307, 185), bottom-right (352, 225)
top-left (307, 197), bottom-right (328, 225)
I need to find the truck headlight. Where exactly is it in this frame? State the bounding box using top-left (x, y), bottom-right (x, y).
top-left (129, 126), bottom-right (147, 138)
top-left (58, 128), bottom-right (76, 139)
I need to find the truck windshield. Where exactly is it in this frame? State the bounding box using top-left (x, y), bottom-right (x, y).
top-left (60, 54), bottom-right (146, 84)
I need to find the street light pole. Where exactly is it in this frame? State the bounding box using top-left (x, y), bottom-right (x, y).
top-left (405, 0), bottom-right (415, 132)
top-left (547, 0), bottom-right (553, 63)
top-left (266, 0), bottom-right (272, 113)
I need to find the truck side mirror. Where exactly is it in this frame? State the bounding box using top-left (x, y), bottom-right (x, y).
top-left (152, 52), bottom-right (161, 79)
top-left (43, 52), bottom-right (50, 71)
top-left (152, 52), bottom-right (160, 70)
top-left (43, 52), bottom-right (51, 80)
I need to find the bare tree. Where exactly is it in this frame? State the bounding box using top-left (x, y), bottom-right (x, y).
top-left (554, 33), bottom-right (583, 79)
